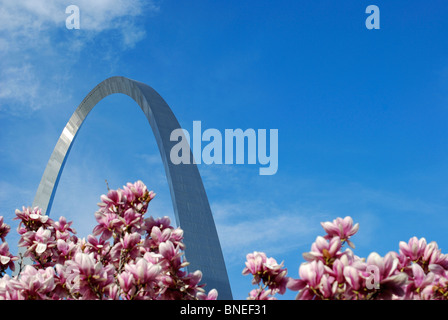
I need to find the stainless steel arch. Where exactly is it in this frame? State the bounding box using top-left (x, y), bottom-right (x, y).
top-left (32, 76), bottom-right (233, 299)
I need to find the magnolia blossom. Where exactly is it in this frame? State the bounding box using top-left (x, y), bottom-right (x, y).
top-left (3, 182), bottom-right (448, 301)
top-left (0, 242), bottom-right (17, 274)
top-left (242, 251), bottom-right (289, 299)
top-left (287, 260), bottom-right (326, 299)
top-left (0, 217), bottom-right (11, 242)
top-left (321, 216), bottom-right (359, 248)
top-left (0, 181), bottom-right (217, 300)
top-left (303, 236), bottom-right (344, 264)
top-left (197, 288), bottom-right (219, 300)
top-left (124, 257), bottom-right (161, 286)
top-left (365, 252), bottom-right (408, 299)
top-left (92, 212), bottom-right (122, 241)
top-left (405, 263), bottom-right (435, 300)
top-left (9, 265), bottom-right (56, 300)
top-left (245, 216), bottom-right (448, 300)
top-left (399, 236), bottom-right (427, 262)
top-left (53, 216), bottom-right (76, 241)
top-left (15, 206), bottom-right (51, 234)
top-left (247, 288), bottom-right (277, 300)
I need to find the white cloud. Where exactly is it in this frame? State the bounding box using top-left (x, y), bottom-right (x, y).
top-left (0, 0), bottom-right (156, 34)
top-left (74, 0), bottom-right (155, 32)
top-left (0, 0), bottom-right (159, 114)
top-left (0, 65), bottom-right (41, 113)
top-left (211, 200), bottom-right (326, 266)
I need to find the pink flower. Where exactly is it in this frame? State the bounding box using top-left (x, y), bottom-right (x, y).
top-left (399, 237), bottom-right (427, 262)
top-left (150, 226), bottom-right (172, 247)
top-left (0, 242), bottom-right (18, 273)
top-left (117, 270), bottom-right (136, 297)
top-left (242, 251), bottom-right (267, 278)
top-left (0, 217), bottom-right (11, 242)
top-left (170, 228), bottom-right (184, 245)
top-left (263, 257), bottom-right (289, 294)
top-left (14, 207), bottom-right (53, 233)
top-left (33, 227), bottom-right (54, 255)
top-left (159, 240), bottom-right (178, 261)
top-left (144, 217), bottom-right (186, 250)
top-left (247, 288), bottom-right (277, 300)
top-left (299, 260), bottom-right (326, 288)
top-left (105, 284), bottom-right (121, 300)
top-left (159, 240), bottom-right (185, 271)
top-left (145, 216), bottom-right (172, 231)
top-left (19, 226), bottom-right (56, 263)
top-left (123, 180), bottom-right (154, 205)
top-left (110, 232), bottom-right (142, 263)
top-left (243, 251), bottom-right (289, 296)
top-left (99, 189), bottom-right (124, 212)
top-left (0, 275), bottom-right (20, 300)
top-left (86, 235), bottom-right (111, 260)
top-left (405, 263), bottom-right (435, 299)
top-left (343, 266), bottom-right (363, 291)
top-left (288, 260), bottom-right (327, 292)
top-left (124, 258), bottom-right (161, 286)
top-left (183, 270), bottom-right (204, 290)
top-left (142, 251), bottom-right (163, 265)
top-left (198, 288), bottom-right (218, 300)
top-left (0, 181), bottom-right (217, 300)
top-left (321, 216), bottom-right (359, 248)
top-left (53, 216), bottom-right (76, 241)
top-left (426, 264), bottom-right (448, 300)
top-left (288, 260), bottom-right (334, 300)
top-left (54, 239), bottom-right (78, 264)
top-left (122, 208), bottom-right (144, 231)
top-left (366, 252), bottom-right (408, 299)
top-left (330, 258), bottom-right (346, 284)
top-left (10, 265), bottom-right (56, 300)
top-left (303, 236), bottom-right (343, 264)
top-left (64, 252), bottom-right (115, 299)
top-left (319, 274), bottom-right (336, 299)
top-left (121, 232), bottom-right (142, 253)
top-left (92, 212), bottom-right (123, 240)
top-left (422, 241), bottom-right (448, 270)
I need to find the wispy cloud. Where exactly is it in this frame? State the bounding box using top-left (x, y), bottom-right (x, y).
top-left (0, 65), bottom-right (41, 113)
top-left (211, 199), bottom-right (326, 266)
top-left (0, 0), bottom-right (159, 114)
top-left (0, 0), bottom-right (157, 40)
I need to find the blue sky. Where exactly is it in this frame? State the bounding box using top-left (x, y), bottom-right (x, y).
top-left (1, 0), bottom-right (448, 300)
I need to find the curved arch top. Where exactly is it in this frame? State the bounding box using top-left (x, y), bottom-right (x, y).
top-left (32, 76), bottom-right (233, 299)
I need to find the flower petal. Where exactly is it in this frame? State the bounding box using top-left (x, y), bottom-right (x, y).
top-left (36, 242), bottom-right (47, 254)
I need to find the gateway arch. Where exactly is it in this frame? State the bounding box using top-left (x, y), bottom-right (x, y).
top-left (32, 76), bottom-right (233, 299)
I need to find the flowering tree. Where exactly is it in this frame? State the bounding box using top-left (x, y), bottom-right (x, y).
top-left (2, 180), bottom-right (448, 300)
top-left (0, 181), bottom-right (217, 300)
top-left (243, 216), bottom-right (448, 300)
